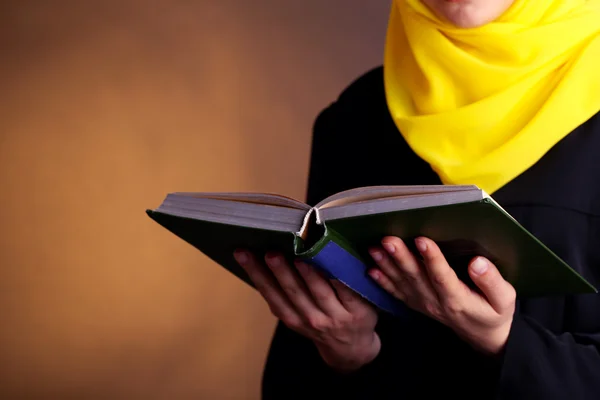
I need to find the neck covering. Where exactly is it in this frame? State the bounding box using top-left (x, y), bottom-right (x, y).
top-left (384, 0), bottom-right (600, 193)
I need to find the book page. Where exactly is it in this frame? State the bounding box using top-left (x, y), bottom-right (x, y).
top-left (175, 192), bottom-right (310, 210)
top-left (317, 185), bottom-right (479, 209)
top-left (318, 188), bottom-right (485, 222)
top-left (154, 193), bottom-right (308, 232)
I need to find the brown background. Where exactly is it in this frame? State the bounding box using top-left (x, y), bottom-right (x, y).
top-left (0, 1), bottom-right (390, 398)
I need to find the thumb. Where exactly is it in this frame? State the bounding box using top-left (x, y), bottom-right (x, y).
top-left (468, 257), bottom-right (515, 313)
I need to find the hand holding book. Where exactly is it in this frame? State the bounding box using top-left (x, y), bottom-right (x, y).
top-left (147, 184), bottom-right (597, 374)
top-left (233, 233), bottom-right (516, 371)
top-left (233, 249), bottom-right (380, 372)
top-left (368, 236), bottom-right (516, 356)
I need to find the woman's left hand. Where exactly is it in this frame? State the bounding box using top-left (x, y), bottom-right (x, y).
top-left (368, 236), bottom-right (516, 357)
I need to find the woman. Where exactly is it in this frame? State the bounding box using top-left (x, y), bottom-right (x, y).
top-left (234, 0), bottom-right (600, 398)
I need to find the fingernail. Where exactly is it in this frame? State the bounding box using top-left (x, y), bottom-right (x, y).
top-left (369, 250), bottom-right (383, 261)
top-left (234, 251), bottom-right (248, 265)
top-left (471, 257), bottom-right (489, 275)
top-left (266, 254), bottom-right (281, 267)
top-left (415, 238), bottom-right (427, 253)
top-left (382, 242), bottom-right (395, 254)
top-left (369, 269), bottom-right (381, 280)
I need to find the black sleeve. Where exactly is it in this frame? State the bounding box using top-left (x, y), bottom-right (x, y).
top-left (497, 310), bottom-right (600, 399)
top-left (261, 318), bottom-right (402, 400)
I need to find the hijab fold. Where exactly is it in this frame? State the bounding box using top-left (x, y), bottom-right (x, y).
top-left (384, 0), bottom-right (600, 194)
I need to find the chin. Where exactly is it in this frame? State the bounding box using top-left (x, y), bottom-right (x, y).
top-left (445, 10), bottom-right (496, 29)
top-left (448, 14), bottom-right (492, 29)
top-left (426, 0), bottom-right (509, 29)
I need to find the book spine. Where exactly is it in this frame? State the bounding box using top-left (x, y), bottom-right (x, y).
top-left (296, 207), bottom-right (317, 240)
top-left (300, 238), bottom-right (409, 317)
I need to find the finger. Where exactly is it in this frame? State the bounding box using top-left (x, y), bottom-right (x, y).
top-left (369, 246), bottom-right (404, 283)
top-left (415, 237), bottom-right (467, 305)
top-left (468, 257), bottom-right (516, 313)
top-left (295, 261), bottom-right (350, 319)
top-left (264, 253), bottom-right (328, 320)
top-left (369, 268), bottom-right (406, 301)
top-left (380, 237), bottom-right (439, 301)
top-left (234, 250), bottom-right (304, 328)
top-left (380, 237), bottom-right (422, 278)
top-left (330, 279), bottom-right (374, 314)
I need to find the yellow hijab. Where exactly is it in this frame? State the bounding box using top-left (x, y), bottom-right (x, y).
top-left (384, 0), bottom-right (600, 194)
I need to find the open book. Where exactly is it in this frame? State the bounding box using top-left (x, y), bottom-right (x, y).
top-left (146, 185), bottom-right (596, 315)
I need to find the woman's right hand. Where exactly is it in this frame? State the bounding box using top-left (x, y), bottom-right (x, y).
top-left (233, 250), bottom-right (380, 373)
